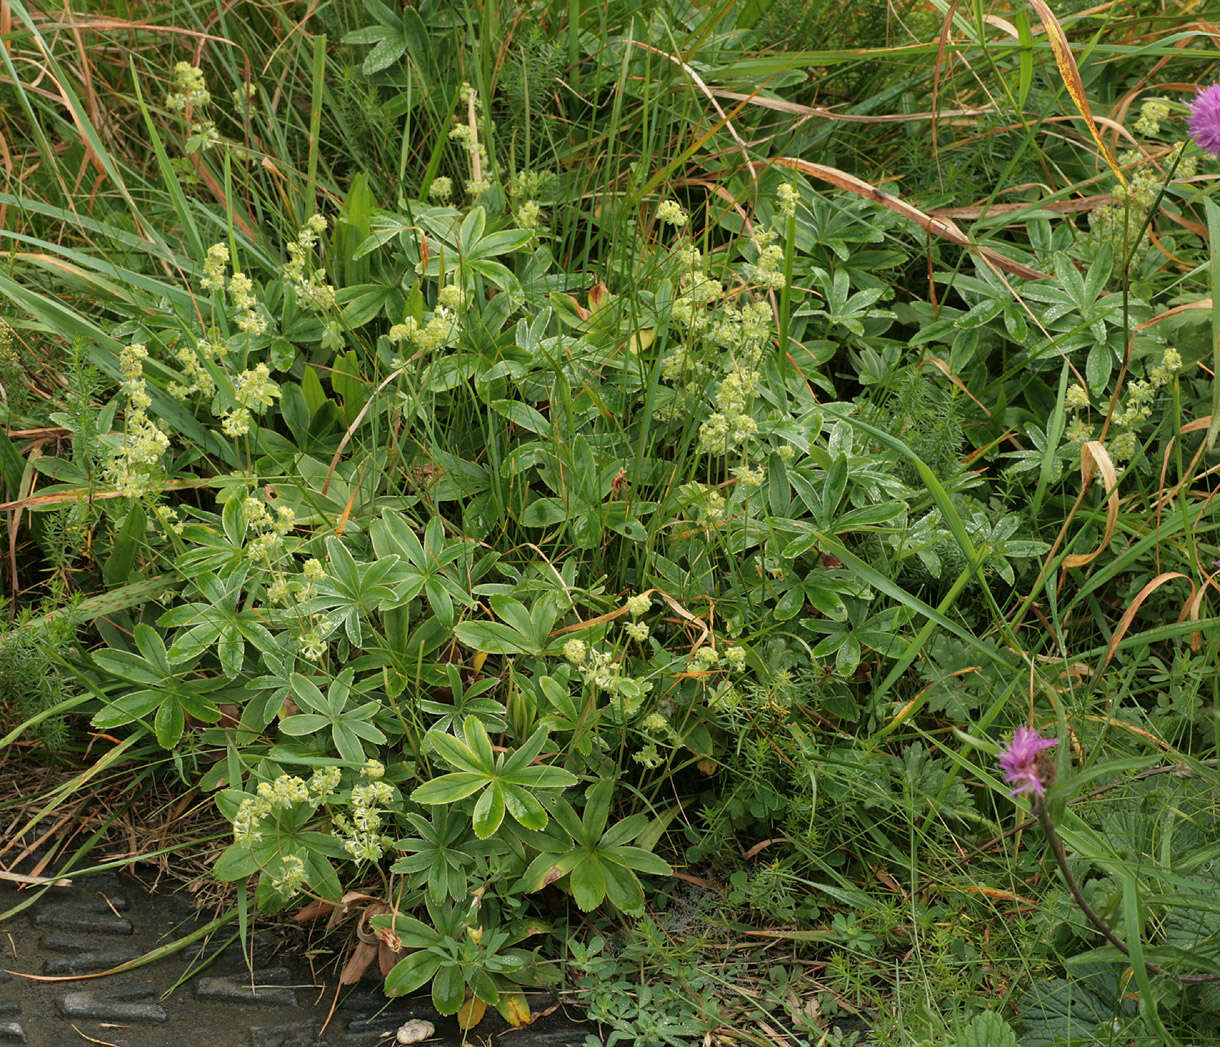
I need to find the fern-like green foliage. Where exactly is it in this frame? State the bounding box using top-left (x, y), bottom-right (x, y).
top-left (0, 615), bottom-right (74, 755)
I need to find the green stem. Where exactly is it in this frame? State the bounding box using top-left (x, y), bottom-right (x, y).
top-left (1036, 801), bottom-right (1220, 985)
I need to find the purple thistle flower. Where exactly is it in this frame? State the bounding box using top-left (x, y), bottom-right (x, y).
top-left (1188, 83), bottom-right (1220, 159)
top-left (998, 726), bottom-right (1058, 798)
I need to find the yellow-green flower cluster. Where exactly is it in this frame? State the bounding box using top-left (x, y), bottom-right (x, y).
top-left (633, 743), bottom-right (663, 769)
top-left (0, 316), bottom-right (14, 365)
top-left (242, 493), bottom-right (294, 563)
top-left (515, 200), bottom-right (542, 231)
top-left (745, 233), bottom-right (786, 291)
top-left (166, 61), bottom-right (210, 112)
top-left (624, 621), bottom-right (649, 643)
top-left (282, 214), bottom-right (336, 312)
top-left (167, 335), bottom-right (229, 401)
top-left (270, 853), bottom-right (306, 893)
top-left (563, 638), bottom-right (649, 712)
top-left (731, 463), bottom-right (765, 488)
top-left (509, 170), bottom-right (548, 231)
top-left (231, 82), bottom-right (257, 111)
top-left (699, 484), bottom-right (727, 523)
top-left (106, 343), bottom-right (171, 498)
top-left (428, 178), bottom-right (453, 203)
top-left (1133, 98), bottom-right (1170, 137)
top-left (202, 243), bottom-right (229, 292)
top-left (1088, 145), bottom-right (1195, 253)
top-left (388, 302), bottom-right (461, 354)
top-left (776, 182), bottom-right (799, 220)
top-left (153, 504), bottom-right (185, 536)
top-left (231, 765), bottom-right (347, 870)
top-left (292, 558), bottom-right (332, 661)
top-left (233, 772), bottom-right (313, 843)
top-left (450, 84), bottom-right (490, 197)
top-left (641, 711), bottom-right (672, 738)
top-left (626, 592), bottom-right (651, 617)
top-left (1066, 347), bottom-right (1182, 462)
top-left (225, 270), bottom-right (268, 338)
top-left (187, 120), bottom-right (221, 153)
top-left (334, 762), bottom-right (396, 862)
top-left (221, 363), bottom-right (280, 439)
top-left (1065, 383), bottom-right (1090, 411)
top-left (657, 200), bottom-right (689, 227)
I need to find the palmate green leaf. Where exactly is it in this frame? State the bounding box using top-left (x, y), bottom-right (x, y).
top-left (413, 772), bottom-right (486, 805)
top-left (344, 704), bottom-right (387, 743)
top-left (370, 912), bottom-right (438, 950)
top-left (453, 620), bottom-right (534, 655)
top-left (91, 689), bottom-right (162, 727)
top-left (580, 781), bottom-right (614, 843)
top-left (569, 854), bottom-right (607, 912)
top-left (500, 725), bottom-right (553, 776)
top-left (91, 649), bottom-right (165, 686)
top-left (154, 700), bottom-right (186, 749)
top-left (428, 728), bottom-right (486, 774)
top-left (602, 861), bottom-right (645, 915)
top-left (518, 497), bottom-right (567, 528)
top-left (432, 963), bottom-right (466, 1015)
top-left (302, 851), bottom-right (342, 901)
top-left (214, 843), bottom-right (258, 882)
top-left (600, 811), bottom-right (650, 847)
top-left (502, 784), bottom-right (547, 830)
top-left (466, 229), bottom-right (533, 261)
top-left (469, 968), bottom-right (499, 1007)
top-left (472, 782), bottom-right (506, 839)
top-left (502, 763), bottom-right (578, 790)
top-left (279, 713), bottom-right (330, 735)
top-left (362, 32), bottom-right (408, 74)
top-left (463, 715), bottom-right (496, 768)
top-left (133, 624), bottom-right (171, 674)
top-left (385, 949), bottom-right (442, 998)
top-left (331, 724), bottom-right (369, 766)
top-left (519, 851), bottom-right (580, 893)
top-left (289, 673), bottom-right (328, 715)
top-left (956, 1011), bottom-right (1016, 1047)
top-left (603, 845), bottom-right (672, 878)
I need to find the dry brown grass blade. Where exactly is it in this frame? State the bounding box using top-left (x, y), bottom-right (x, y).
top-left (1099, 572), bottom-right (1191, 673)
top-left (1061, 440), bottom-right (1119, 570)
top-left (0, 119), bottom-right (10, 233)
top-left (919, 357), bottom-right (991, 415)
top-left (1081, 715), bottom-right (1172, 753)
top-left (1154, 415), bottom-right (1213, 514)
top-left (930, 194), bottom-right (1111, 219)
top-left (773, 157), bottom-right (1051, 280)
top-left (1027, 0), bottom-right (1126, 186)
top-left (0, 869), bottom-right (71, 886)
top-left (710, 90), bottom-right (991, 124)
top-left (0, 476), bottom-right (213, 512)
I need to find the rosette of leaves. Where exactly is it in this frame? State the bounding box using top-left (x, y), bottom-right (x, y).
top-left (519, 782), bottom-right (672, 914)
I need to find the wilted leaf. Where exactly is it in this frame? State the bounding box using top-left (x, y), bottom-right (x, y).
top-left (456, 995), bottom-right (487, 1030)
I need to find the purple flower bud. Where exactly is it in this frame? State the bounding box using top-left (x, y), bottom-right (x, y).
top-left (1188, 83), bottom-right (1220, 159)
top-left (998, 726), bottom-right (1058, 797)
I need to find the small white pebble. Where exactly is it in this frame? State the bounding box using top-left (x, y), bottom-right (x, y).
top-left (397, 1019), bottom-right (435, 1044)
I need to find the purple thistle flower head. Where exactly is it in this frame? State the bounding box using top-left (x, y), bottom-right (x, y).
top-left (1188, 83), bottom-right (1220, 159)
top-left (998, 726), bottom-right (1058, 798)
